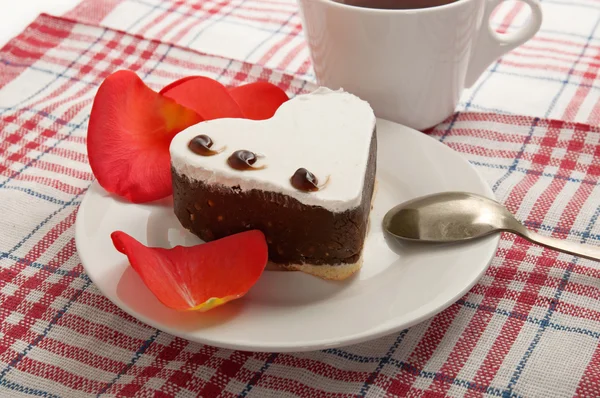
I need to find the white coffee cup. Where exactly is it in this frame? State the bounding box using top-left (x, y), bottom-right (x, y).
top-left (297, 0), bottom-right (543, 130)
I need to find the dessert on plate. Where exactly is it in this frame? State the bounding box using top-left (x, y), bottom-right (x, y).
top-left (170, 87), bottom-right (377, 280)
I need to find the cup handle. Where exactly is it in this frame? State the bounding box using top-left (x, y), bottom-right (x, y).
top-left (465, 0), bottom-right (543, 88)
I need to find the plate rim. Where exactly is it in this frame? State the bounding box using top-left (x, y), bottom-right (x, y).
top-left (75, 118), bottom-right (500, 352)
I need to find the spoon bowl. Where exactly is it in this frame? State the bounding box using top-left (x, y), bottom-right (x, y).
top-left (383, 192), bottom-right (520, 242)
top-left (383, 192), bottom-right (600, 262)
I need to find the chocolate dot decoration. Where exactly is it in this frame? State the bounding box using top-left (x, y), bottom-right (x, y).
top-left (227, 150), bottom-right (265, 171)
top-left (291, 168), bottom-right (320, 192)
top-left (188, 134), bottom-right (224, 156)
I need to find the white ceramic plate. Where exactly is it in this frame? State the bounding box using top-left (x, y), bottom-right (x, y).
top-left (75, 119), bottom-right (499, 352)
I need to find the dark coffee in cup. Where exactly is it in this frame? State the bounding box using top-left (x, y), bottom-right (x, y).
top-left (336, 0), bottom-right (457, 9)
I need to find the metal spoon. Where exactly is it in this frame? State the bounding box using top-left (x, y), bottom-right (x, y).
top-left (383, 191), bottom-right (600, 262)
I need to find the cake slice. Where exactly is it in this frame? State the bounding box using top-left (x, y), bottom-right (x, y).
top-left (170, 87), bottom-right (376, 280)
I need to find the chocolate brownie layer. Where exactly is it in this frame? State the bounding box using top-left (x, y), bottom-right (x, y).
top-left (173, 133), bottom-right (376, 266)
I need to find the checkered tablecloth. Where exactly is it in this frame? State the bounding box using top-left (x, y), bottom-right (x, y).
top-left (2, 1), bottom-right (600, 397)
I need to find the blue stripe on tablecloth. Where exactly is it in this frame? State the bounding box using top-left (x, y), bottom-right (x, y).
top-left (0, 379), bottom-right (60, 398)
top-left (0, 60), bottom-right (99, 88)
top-left (0, 187), bottom-right (87, 258)
top-left (458, 300), bottom-right (600, 339)
top-left (358, 329), bottom-right (409, 397)
top-left (125, 1), bottom-right (160, 31)
top-left (95, 329), bottom-right (161, 397)
top-left (1, 186), bottom-right (80, 206)
top-left (471, 161), bottom-right (600, 191)
top-left (238, 353), bottom-right (279, 398)
top-left (2, 252), bottom-right (88, 280)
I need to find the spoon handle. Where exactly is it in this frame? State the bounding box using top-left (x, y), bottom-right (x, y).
top-left (519, 230), bottom-right (600, 262)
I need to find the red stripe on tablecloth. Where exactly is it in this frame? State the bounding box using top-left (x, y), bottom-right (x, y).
top-left (512, 45), bottom-right (595, 63)
top-left (296, 57), bottom-right (312, 77)
top-left (122, 338), bottom-right (194, 395)
top-left (168, 1), bottom-right (233, 45)
top-left (242, 374), bottom-right (351, 398)
top-left (466, 264), bottom-right (563, 302)
top-left (274, 355), bottom-right (372, 382)
top-left (37, 337), bottom-right (130, 374)
top-left (20, 211), bottom-right (79, 271)
top-left (553, 301), bottom-right (600, 320)
top-left (17, 356), bottom-right (108, 394)
top-left (440, 127), bottom-right (531, 145)
top-left (0, 17), bottom-right (74, 90)
top-left (276, 40), bottom-right (305, 74)
top-left (64, 0), bottom-right (124, 24)
top-left (529, 35), bottom-right (600, 55)
top-left (587, 95), bottom-right (600, 124)
top-left (443, 141), bottom-right (521, 160)
top-left (152, 2), bottom-right (201, 42)
top-left (136, 1), bottom-right (185, 37)
top-left (568, 47), bottom-right (600, 121)
top-left (498, 59), bottom-right (590, 77)
top-left (575, 341), bottom-right (600, 396)
top-left (0, 123), bottom-right (89, 164)
top-left (571, 261), bottom-right (600, 281)
top-left (4, 158), bottom-right (91, 182)
top-left (9, 175), bottom-right (85, 195)
top-left (55, 311), bottom-right (155, 352)
top-left (192, 350), bottom-right (253, 397)
top-left (256, 18), bottom-right (301, 66)
top-left (119, 343), bottom-right (222, 396)
top-left (506, 120), bottom-right (564, 215)
top-left (495, 1), bottom-right (524, 34)
top-left (0, 137), bottom-right (88, 166)
top-left (172, 346), bottom-right (239, 396)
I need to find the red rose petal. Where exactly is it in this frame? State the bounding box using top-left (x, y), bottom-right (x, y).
top-left (229, 82), bottom-right (289, 120)
top-left (159, 76), bottom-right (199, 93)
top-left (111, 230), bottom-right (268, 311)
top-left (160, 76), bottom-right (244, 120)
top-left (87, 70), bottom-right (202, 203)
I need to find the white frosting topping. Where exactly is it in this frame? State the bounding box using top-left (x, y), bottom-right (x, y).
top-left (170, 87), bottom-right (376, 212)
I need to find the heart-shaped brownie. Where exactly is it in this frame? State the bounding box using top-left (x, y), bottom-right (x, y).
top-left (170, 88), bottom-right (377, 280)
